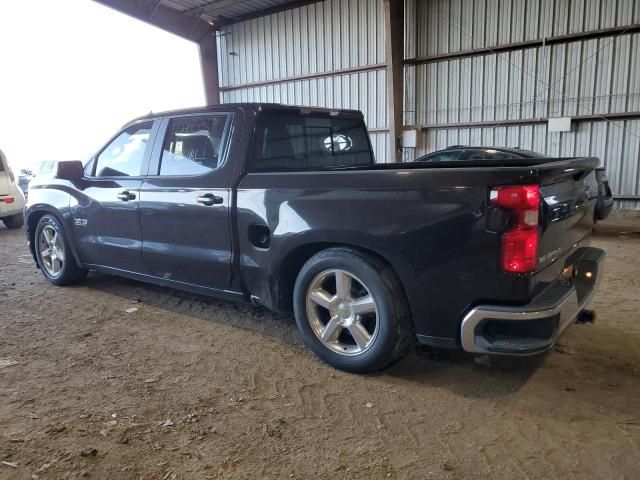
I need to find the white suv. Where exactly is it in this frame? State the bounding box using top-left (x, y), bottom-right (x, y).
top-left (0, 149), bottom-right (26, 229)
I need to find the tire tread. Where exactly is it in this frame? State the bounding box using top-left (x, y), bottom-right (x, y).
top-left (35, 214), bottom-right (87, 286)
top-left (294, 247), bottom-right (415, 373)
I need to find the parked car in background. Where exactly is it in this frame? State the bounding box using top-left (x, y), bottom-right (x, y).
top-left (17, 170), bottom-right (33, 197)
top-left (26, 104), bottom-right (605, 373)
top-left (594, 168), bottom-right (614, 220)
top-left (415, 146), bottom-right (614, 220)
top-left (0, 149), bottom-right (26, 229)
top-left (415, 146), bottom-right (547, 163)
top-left (32, 160), bottom-right (59, 179)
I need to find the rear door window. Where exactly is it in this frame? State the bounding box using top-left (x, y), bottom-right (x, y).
top-left (156, 115), bottom-right (229, 176)
top-left (252, 113), bottom-right (373, 171)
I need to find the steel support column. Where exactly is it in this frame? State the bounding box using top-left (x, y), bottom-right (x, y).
top-left (198, 33), bottom-right (220, 105)
top-left (384, 0), bottom-right (404, 163)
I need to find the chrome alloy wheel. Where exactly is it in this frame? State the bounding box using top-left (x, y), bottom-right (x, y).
top-left (39, 225), bottom-right (65, 277)
top-left (305, 269), bottom-right (379, 356)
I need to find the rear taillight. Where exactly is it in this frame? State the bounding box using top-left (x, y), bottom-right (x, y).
top-left (8, 168), bottom-right (15, 183)
top-left (1, 198), bottom-right (15, 204)
top-left (490, 185), bottom-right (540, 273)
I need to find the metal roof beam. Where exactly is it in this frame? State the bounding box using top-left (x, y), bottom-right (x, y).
top-left (181, 0), bottom-right (246, 17)
top-left (92, 0), bottom-right (213, 42)
top-left (215, 0), bottom-right (324, 26)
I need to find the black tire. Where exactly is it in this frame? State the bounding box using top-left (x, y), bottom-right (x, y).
top-left (2, 212), bottom-right (24, 229)
top-left (34, 214), bottom-right (87, 286)
top-left (293, 248), bottom-right (414, 373)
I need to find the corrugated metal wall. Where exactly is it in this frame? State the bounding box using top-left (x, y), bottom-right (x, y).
top-left (414, 0), bottom-right (636, 55)
top-left (404, 0), bottom-right (640, 208)
top-left (215, 0), bottom-right (640, 208)
top-left (406, 34), bottom-right (640, 125)
top-left (217, 0), bottom-right (389, 162)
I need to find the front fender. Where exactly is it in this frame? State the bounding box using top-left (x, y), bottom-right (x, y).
top-left (26, 184), bottom-right (82, 267)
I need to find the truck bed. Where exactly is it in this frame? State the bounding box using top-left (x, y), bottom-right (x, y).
top-left (237, 155), bottom-right (599, 348)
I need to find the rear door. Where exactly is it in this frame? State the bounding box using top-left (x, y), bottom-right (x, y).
top-left (73, 120), bottom-right (158, 273)
top-left (138, 112), bottom-right (234, 292)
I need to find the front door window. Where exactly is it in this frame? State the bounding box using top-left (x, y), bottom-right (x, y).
top-left (94, 122), bottom-right (153, 177)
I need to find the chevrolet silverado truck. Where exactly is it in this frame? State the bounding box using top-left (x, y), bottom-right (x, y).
top-left (26, 104), bottom-right (605, 373)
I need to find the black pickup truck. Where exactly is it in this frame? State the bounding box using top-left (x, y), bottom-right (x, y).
top-left (26, 104), bottom-right (605, 373)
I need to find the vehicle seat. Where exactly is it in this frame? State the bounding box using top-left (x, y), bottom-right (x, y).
top-left (180, 135), bottom-right (217, 168)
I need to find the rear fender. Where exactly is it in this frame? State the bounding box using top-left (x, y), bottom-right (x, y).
top-left (257, 228), bottom-right (415, 313)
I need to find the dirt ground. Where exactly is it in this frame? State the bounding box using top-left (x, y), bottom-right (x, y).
top-left (1, 214), bottom-right (639, 480)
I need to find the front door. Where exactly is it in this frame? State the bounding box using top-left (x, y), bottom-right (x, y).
top-left (73, 120), bottom-right (156, 273)
top-left (139, 113), bottom-right (234, 292)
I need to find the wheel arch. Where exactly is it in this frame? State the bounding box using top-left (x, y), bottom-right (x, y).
top-left (273, 242), bottom-right (411, 317)
top-left (26, 208), bottom-right (83, 268)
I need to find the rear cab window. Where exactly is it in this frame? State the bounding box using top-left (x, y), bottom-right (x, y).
top-left (251, 112), bottom-right (374, 172)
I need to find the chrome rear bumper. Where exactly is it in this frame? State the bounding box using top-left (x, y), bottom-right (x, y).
top-left (461, 247), bottom-right (605, 355)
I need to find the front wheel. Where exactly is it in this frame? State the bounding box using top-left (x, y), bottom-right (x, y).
top-left (34, 214), bottom-right (87, 286)
top-left (293, 248), bottom-right (414, 373)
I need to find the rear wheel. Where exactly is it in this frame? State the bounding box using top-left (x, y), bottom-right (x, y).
top-left (2, 212), bottom-right (24, 229)
top-left (293, 248), bottom-right (414, 373)
top-left (35, 214), bottom-right (87, 286)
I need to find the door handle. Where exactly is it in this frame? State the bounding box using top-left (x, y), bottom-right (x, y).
top-left (117, 190), bottom-right (136, 201)
top-left (197, 193), bottom-right (224, 206)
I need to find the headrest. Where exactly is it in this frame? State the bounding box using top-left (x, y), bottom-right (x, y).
top-left (180, 135), bottom-right (215, 164)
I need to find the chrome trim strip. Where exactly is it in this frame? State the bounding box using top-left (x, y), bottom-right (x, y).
top-left (460, 250), bottom-right (605, 355)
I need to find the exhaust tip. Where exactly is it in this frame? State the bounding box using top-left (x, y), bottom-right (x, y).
top-left (576, 309), bottom-right (596, 325)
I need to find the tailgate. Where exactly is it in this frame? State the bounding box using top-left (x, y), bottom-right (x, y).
top-left (537, 157), bottom-right (599, 272)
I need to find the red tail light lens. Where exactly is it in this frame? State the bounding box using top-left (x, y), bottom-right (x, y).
top-left (1, 198), bottom-right (15, 204)
top-left (501, 227), bottom-right (539, 272)
top-left (490, 185), bottom-right (540, 211)
top-left (490, 184), bottom-right (541, 273)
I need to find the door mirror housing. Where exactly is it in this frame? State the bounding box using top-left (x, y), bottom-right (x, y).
top-left (55, 161), bottom-right (84, 181)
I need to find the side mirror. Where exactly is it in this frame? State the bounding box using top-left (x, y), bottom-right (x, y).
top-left (55, 161), bottom-right (84, 181)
